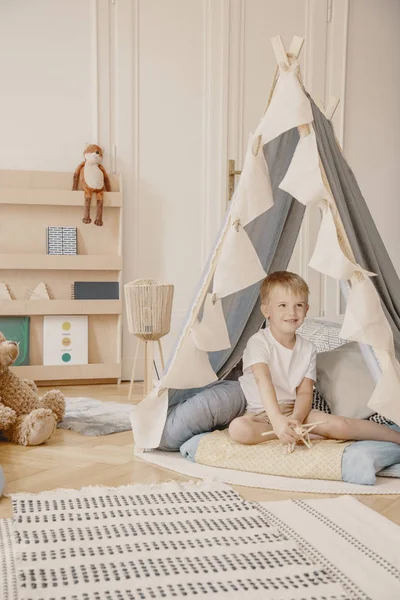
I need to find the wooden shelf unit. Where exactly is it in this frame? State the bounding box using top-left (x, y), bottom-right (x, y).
top-left (0, 169), bottom-right (123, 384)
top-left (0, 255), bottom-right (122, 270)
top-left (10, 363), bottom-right (121, 381)
top-left (0, 188), bottom-right (122, 207)
top-left (0, 300), bottom-right (122, 316)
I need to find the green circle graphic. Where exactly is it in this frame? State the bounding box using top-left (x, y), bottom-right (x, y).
top-left (62, 353), bottom-right (71, 363)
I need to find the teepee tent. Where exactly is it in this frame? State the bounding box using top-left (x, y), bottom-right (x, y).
top-left (131, 35), bottom-right (400, 451)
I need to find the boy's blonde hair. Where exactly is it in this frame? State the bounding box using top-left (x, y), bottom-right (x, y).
top-left (260, 271), bottom-right (309, 304)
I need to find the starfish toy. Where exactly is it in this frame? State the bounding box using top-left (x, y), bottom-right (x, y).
top-left (261, 421), bottom-right (327, 454)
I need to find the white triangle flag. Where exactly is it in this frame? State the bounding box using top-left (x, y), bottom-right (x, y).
top-left (254, 61), bottom-right (313, 145)
top-left (164, 331), bottom-right (218, 390)
top-left (340, 276), bottom-right (394, 353)
top-left (192, 294), bottom-right (231, 352)
top-left (279, 130), bottom-right (327, 206)
top-left (309, 206), bottom-right (376, 280)
top-left (213, 222), bottom-right (267, 298)
top-left (230, 134), bottom-right (274, 226)
top-left (29, 282), bottom-right (50, 300)
top-left (0, 282), bottom-right (12, 300)
top-left (130, 386), bottom-right (169, 450)
top-left (367, 354), bottom-right (400, 426)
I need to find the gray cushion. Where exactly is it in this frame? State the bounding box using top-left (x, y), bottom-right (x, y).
top-left (316, 342), bottom-right (375, 419)
top-left (158, 380), bottom-right (246, 451)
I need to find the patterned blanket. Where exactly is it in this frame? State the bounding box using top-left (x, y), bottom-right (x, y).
top-left (186, 429), bottom-right (352, 480)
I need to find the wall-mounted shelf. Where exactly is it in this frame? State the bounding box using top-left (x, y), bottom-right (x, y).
top-left (0, 189), bottom-right (122, 207)
top-left (0, 168), bottom-right (123, 384)
top-left (0, 300), bottom-right (122, 316)
top-left (10, 363), bottom-right (121, 381)
top-left (0, 255), bottom-right (122, 270)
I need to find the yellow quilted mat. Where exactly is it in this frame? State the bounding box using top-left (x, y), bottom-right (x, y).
top-left (195, 430), bottom-right (353, 481)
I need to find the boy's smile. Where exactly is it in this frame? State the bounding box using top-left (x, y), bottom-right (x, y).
top-left (261, 285), bottom-right (309, 344)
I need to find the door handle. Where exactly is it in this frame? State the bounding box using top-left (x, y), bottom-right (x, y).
top-left (228, 159), bottom-right (242, 202)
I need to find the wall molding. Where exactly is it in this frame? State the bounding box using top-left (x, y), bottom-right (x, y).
top-left (114, 0), bottom-right (137, 379)
top-left (201, 0), bottom-right (231, 266)
top-left (299, 0), bottom-right (329, 316)
top-left (227, 0), bottom-right (245, 195)
top-left (91, 0), bottom-right (100, 144)
top-left (320, 0), bottom-right (349, 318)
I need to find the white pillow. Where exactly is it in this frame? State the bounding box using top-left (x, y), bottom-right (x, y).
top-left (298, 318), bottom-right (348, 353)
top-left (315, 342), bottom-right (375, 419)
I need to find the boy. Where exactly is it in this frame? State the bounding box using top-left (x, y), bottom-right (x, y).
top-left (229, 271), bottom-right (400, 447)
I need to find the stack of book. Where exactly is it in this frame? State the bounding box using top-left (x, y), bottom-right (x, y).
top-left (46, 226), bottom-right (78, 255)
top-left (71, 281), bottom-right (119, 300)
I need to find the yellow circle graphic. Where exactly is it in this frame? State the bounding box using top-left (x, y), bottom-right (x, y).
top-left (62, 321), bottom-right (71, 331)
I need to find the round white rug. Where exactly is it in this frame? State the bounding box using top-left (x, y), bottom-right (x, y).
top-left (137, 448), bottom-right (400, 495)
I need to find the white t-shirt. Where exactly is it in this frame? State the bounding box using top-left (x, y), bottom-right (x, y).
top-left (239, 327), bottom-right (317, 413)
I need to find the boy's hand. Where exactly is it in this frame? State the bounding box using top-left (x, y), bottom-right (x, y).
top-left (271, 415), bottom-right (300, 444)
top-left (287, 418), bottom-right (303, 430)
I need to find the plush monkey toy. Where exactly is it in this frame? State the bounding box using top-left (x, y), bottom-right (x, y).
top-left (72, 144), bottom-right (111, 226)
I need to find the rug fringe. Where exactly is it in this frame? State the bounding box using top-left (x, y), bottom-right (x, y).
top-left (9, 478), bottom-right (236, 501)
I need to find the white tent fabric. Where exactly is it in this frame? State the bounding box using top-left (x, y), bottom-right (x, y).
top-left (163, 331), bottom-right (218, 390)
top-left (340, 276), bottom-right (394, 353)
top-left (230, 134), bottom-right (274, 226)
top-left (309, 205), bottom-right (376, 281)
top-left (279, 129), bottom-right (328, 206)
top-left (213, 221), bottom-right (267, 298)
top-left (368, 356), bottom-right (400, 424)
top-left (254, 62), bottom-right (313, 145)
top-left (131, 57), bottom-right (400, 450)
top-left (191, 294), bottom-right (231, 352)
top-left (130, 387), bottom-right (169, 450)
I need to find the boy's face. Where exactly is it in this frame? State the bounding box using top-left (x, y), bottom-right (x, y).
top-left (261, 285), bottom-right (309, 334)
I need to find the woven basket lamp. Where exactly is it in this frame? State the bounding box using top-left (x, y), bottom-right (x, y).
top-left (124, 279), bottom-right (174, 398)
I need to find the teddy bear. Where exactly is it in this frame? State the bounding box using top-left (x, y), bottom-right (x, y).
top-left (0, 332), bottom-right (65, 446)
top-left (72, 143), bottom-right (111, 226)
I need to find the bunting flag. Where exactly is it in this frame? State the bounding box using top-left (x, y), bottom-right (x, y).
top-left (230, 134), bottom-right (274, 227)
top-left (254, 61), bottom-right (313, 145)
top-left (192, 294), bottom-right (231, 352)
top-left (309, 205), bottom-right (376, 280)
top-left (213, 221), bottom-right (267, 298)
top-left (340, 275), bottom-right (394, 353)
top-left (279, 129), bottom-right (328, 206)
top-left (367, 354), bottom-right (400, 425)
top-left (163, 331), bottom-right (218, 390)
top-left (130, 386), bottom-right (169, 450)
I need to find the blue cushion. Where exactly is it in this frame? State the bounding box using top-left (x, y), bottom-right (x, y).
top-left (342, 425), bottom-right (400, 485)
top-left (158, 380), bottom-right (246, 451)
top-left (378, 463), bottom-right (400, 478)
top-left (180, 433), bottom-right (209, 461)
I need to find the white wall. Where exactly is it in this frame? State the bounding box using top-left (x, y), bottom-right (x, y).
top-left (344, 0), bottom-right (400, 273)
top-left (0, 0), bottom-right (96, 171)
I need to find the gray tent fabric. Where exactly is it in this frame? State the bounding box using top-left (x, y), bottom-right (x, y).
top-left (311, 99), bottom-right (400, 359)
top-left (213, 129), bottom-right (306, 380)
top-left (169, 127), bottom-right (305, 407)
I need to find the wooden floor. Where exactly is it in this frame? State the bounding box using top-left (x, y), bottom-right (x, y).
top-left (1, 382), bottom-right (400, 524)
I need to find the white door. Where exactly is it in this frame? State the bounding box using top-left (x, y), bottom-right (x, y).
top-left (115, 0), bottom-right (348, 379)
